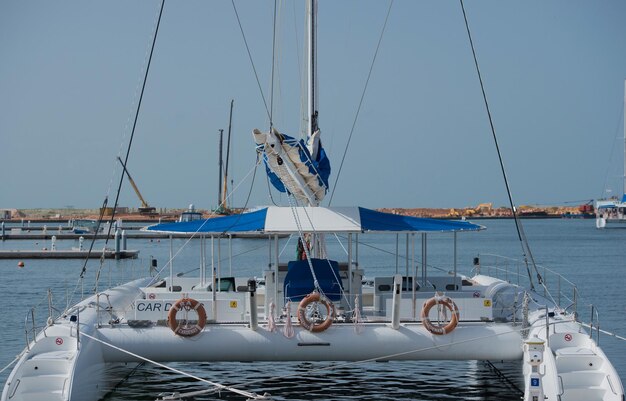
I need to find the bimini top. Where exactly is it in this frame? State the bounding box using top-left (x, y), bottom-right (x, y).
top-left (146, 206), bottom-right (483, 234)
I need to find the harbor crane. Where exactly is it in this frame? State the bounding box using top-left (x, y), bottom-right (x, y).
top-left (117, 157), bottom-right (157, 215)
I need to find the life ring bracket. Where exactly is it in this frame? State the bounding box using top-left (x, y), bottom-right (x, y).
top-left (421, 294), bottom-right (460, 335)
top-left (167, 297), bottom-right (207, 337)
top-left (297, 292), bottom-right (335, 333)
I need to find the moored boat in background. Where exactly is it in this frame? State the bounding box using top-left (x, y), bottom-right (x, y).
top-left (595, 80), bottom-right (626, 229)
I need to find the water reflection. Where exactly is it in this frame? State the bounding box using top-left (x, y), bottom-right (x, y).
top-left (103, 360), bottom-right (523, 401)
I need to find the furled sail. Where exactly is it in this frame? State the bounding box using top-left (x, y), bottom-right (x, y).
top-left (253, 127), bottom-right (330, 206)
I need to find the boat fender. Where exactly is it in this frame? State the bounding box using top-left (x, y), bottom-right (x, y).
top-left (168, 297), bottom-right (207, 337)
top-left (421, 294), bottom-right (460, 335)
top-left (297, 292), bottom-right (335, 333)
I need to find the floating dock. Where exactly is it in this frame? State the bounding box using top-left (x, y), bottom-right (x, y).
top-left (0, 249), bottom-right (139, 259)
top-left (0, 232), bottom-right (274, 240)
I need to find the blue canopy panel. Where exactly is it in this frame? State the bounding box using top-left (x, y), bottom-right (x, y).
top-left (622, 194), bottom-right (626, 203)
top-left (357, 207), bottom-right (481, 232)
top-left (146, 208), bottom-right (268, 233)
top-left (145, 206), bottom-right (483, 234)
top-left (261, 133), bottom-right (330, 194)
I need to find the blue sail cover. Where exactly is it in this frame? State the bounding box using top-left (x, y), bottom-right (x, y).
top-left (146, 207), bottom-right (482, 234)
top-left (622, 194), bottom-right (626, 203)
top-left (262, 133), bottom-right (330, 194)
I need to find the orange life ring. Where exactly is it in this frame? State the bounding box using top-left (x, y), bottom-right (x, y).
top-left (421, 295), bottom-right (459, 335)
top-left (168, 297), bottom-right (207, 337)
top-left (297, 292), bottom-right (335, 333)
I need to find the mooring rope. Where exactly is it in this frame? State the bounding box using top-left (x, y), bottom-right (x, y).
top-left (0, 354), bottom-right (21, 375)
top-left (162, 319), bottom-right (562, 400)
top-left (266, 302), bottom-right (277, 332)
top-left (580, 323), bottom-right (626, 342)
top-left (80, 332), bottom-right (269, 400)
top-left (282, 301), bottom-right (295, 338)
top-left (81, 308), bottom-right (625, 401)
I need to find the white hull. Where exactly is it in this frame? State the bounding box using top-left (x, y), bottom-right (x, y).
top-left (596, 216), bottom-right (626, 228)
top-left (97, 322), bottom-right (523, 363)
top-left (524, 313), bottom-right (624, 401)
top-left (1, 278), bottom-right (153, 401)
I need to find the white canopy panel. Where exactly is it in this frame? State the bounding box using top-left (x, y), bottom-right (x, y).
top-left (265, 206), bottom-right (361, 233)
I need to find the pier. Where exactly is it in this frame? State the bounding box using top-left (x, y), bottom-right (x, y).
top-left (0, 249), bottom-right (138, 259)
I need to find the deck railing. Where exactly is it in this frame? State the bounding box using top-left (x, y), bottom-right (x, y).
top-left (23, 289), bottom-right (80, 350)
top-left (474, 254), bottom-right (604, 343)
top-left (474, 253), bottom-right (580, 317)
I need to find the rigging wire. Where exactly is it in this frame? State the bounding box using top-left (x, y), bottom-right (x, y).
top-left (231, 0), bottom-right (271, 120)
top-left (600, 110), bottom-right (625, 198)
top-left (296, 200), bottom-right (354, 309)
top-left (175, 242), bottom-right (269, 278)
top-left (459, 0), bottom-right (540, 292)
top-left (93, 0), bottom-right (166, 294)
top-left (329, 0), bottom-right (393, 205)
top-left (147, 158), bottom-right (261, 286)
top-left (78, 197), bottom-right (108, 280)
top-left (64, 0), bottom-right (165, 309)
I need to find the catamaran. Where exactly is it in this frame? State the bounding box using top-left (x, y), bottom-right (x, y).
top-left (595, 80), bottom-right (626, 228)
top-left (2, 2), bottom-right (624, 401)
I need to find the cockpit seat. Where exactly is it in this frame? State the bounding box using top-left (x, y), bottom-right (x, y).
top-left (284, 258), bottom-right (343, 302)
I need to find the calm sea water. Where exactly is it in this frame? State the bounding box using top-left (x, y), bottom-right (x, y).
top-left (0, 218), bottom-right (624, 400)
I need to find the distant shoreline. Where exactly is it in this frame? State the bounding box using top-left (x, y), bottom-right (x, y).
top-left (0, 205), bottom-right (593, 223)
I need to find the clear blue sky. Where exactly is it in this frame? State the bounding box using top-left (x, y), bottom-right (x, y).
top-left (1, 1), bottom-right (626, 210)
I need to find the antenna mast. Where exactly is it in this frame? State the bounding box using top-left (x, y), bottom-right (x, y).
top-left (218, 128), bottom-right (224, 207)
top-left (623, 79), bottom-right (625, 198)
top-left (222, 100), bottom-right (234, 208)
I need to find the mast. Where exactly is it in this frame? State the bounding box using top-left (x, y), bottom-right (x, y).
top-left (218, 129), bottom-right (224, 207)
top-left (222, 100), bottom-right (234, 209)
top-left (307, 0), bottom-right (324, 258)
top-left (623, 79), bottom-right (625, 199)
top-left (252, 0), bottom-right (328, 211)
top-left (306, 0), bottom-right (319, 139)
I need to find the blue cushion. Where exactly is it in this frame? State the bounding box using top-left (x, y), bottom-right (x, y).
top-left (284, 258), bottom-right (343, 302)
